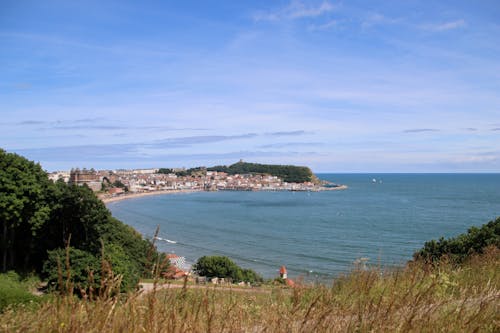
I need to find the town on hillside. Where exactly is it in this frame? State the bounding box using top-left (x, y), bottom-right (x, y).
top-left (47, 162), bottom-right (346, 199)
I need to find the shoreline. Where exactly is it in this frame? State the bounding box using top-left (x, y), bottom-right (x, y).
top-left (100, 189), bottom-right (203, 204)
top-left (100, 185), bottom-right (348, 204)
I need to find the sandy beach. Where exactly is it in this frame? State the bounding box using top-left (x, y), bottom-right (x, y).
top-left (100, 185), bottom-right (348, 204)
top-left (100, 189), bottom-right (202, 204)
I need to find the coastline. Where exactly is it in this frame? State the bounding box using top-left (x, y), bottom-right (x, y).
top-left (100, 189), bottom-right (203, 204)
top-left (100, 185), bottom-right (348, 204)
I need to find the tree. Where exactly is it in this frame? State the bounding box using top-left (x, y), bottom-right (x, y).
top-left (193, 256), bottom-right (262, 283)
top-left (0, 149), bottom-right (52, 272)
top-left (1, 148), bottom-right (160, 293)
top-left (414, 217), bottom-right (500, 264)
top-left (207, 161), bottom-right (313, 183)
top-left (42, 247), bottom-right (100, 293)
top-left (42, 182), bottom-right (111, 255)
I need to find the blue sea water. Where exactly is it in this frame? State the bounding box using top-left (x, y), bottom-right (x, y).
top-left (108, 174), bottom-right (500, 281)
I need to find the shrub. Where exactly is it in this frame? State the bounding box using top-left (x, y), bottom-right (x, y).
top-left (193, 256), bottom-right (262, 283)
top-left (414, 217), bottom-right (500, 264)
top-left (42, 247), bottom-right (100, 294)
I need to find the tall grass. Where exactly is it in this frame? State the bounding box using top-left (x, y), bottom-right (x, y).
top-left (1, 247), bottom-right (498, 332)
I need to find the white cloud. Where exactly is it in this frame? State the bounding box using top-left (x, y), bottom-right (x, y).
top-left (254, 1), bottom-right (336, 22)
top-left (361, 13), bottom-right (401, 28)
top-left (420, 19), bottom-right (466, 32)
top-left (308, 19), bottom-right (339, 31)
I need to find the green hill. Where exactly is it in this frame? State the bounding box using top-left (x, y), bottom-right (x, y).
top-left (208, 161), bottom-right (314, 183)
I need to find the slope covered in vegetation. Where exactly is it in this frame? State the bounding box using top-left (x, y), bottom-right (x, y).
top-left (208, 161), bottom-right (314, 183)
top-left (1, 216), bottom-right (498, 331)
top-left (1, 244), bottom-right (498, 332)
top-left (0, 149), bottom-right (157, 292)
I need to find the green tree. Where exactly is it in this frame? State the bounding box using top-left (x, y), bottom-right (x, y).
top-left (41, 183), bottom-right (152, 291)
top-left (414, 217), bottom-right (500, 264)
top-left (0, 149), bottom-right (52, 272)
top-left (193, 256), bottom-right (262, 283)
top-left (208, 161), bottom-right (314, 183)
top-left (43, 247), bottom-right (100, 293)
top-left (112, 180), bottom-right (127, 191)
top-left (42, 181), bottom-right (111, 255)
top-left (1, 148), bottom-right (159, 293)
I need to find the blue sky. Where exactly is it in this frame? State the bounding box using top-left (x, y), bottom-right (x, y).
top-left (1, 0), bottom-right (499, 172)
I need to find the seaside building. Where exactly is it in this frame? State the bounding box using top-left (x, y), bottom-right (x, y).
top-left (69, 168), bottom-right (102, 192)
top-left (108, 187), bottom-right (124, 196)
top-left (162, 254), bottom-right (191, 279)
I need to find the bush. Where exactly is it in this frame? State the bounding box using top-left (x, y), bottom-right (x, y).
top-left (42, 244), bottom-right (143, 295)
top-left (103, 243), bottom-right (140, 291)
top-left (42, 247), bottom-right (100, 294)
top-left (414, 217), bottom-right (500, 264)
top-left (193, 256), bottom-right (262, 283)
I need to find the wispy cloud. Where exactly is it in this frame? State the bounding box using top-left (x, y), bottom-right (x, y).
top-left (16, 144), bottom-right (138, 160)
top-left (446, 151), bottom-right (500, 164)
top-left (492, 128), bottom-right (500, 131)
top-left (259, 142), bottom-right (323, 149)
top-left (152, 134), bottom-right (258, 147)
top-left (71, 118), bottom-right (105, 124)
top-left (266, 130), bottom-right (309, 136)
top-left (420, 19), bottom-right (466, 32)
top-left (15, 145), bottom-right (318, 166)
top-left (403, 129), bottom-right (440, 133)
top-left (17, 120), bottom-right (45, 125)
top-left (254, 1), bottom-right (336, 22)
top-left (308, 19), bottom-right (339, 31)
top-left (10, 119), bottom-right (206, 132)
top-left (361, 13), bottom-right (401, 29)
top-left (50, 125), bottom-right (126, 130)
top-left (12, 118), bottom-right (104, 127)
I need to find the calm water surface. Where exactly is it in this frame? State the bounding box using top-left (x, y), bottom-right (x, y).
top-left (108, 174), bottom-right (500, 280)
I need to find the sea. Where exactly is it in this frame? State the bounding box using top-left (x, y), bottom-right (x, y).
top-left (108, 174), bottom-right (500, 281)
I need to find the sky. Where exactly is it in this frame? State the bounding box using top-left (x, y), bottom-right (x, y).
top-left (1, 0), bottom-right (499, 172)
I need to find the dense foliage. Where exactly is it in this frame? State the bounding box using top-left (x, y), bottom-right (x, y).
top-left (193, 255), bottom-right (263, 283)
top-left (160, 162), bottom-right (315, 183)
top-left (158, 167), bottom-right (206, 177)
top-left (0, 149), bottom-right (156, 292)
top-left (414, 217), bottom-right (500, 263)
top-left (157, 168), bottom-right (174, 174)
top-left (0, 150), bottom-right (52, 273)
top-left (208, 161), bottom-right (314, 183)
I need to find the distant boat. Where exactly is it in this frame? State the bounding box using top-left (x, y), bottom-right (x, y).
top-left (372, 178), bottom-right (377, 183)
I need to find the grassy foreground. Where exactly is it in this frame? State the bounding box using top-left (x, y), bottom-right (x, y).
top-left (1, 248), bottom-right (498, 332)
